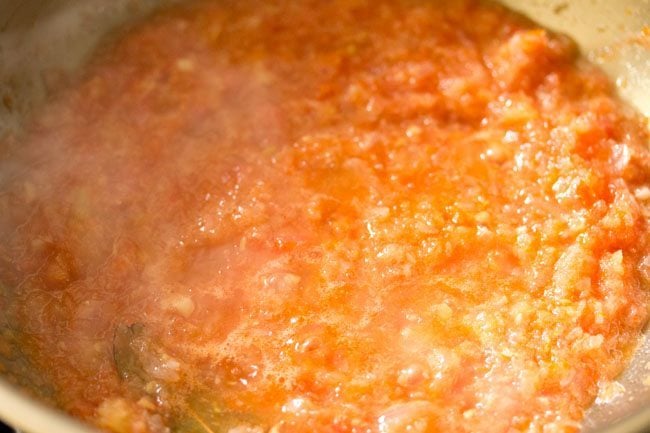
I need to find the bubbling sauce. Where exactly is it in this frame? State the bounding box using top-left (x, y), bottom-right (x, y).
top-left (1, 1), bottom-right (650, 432)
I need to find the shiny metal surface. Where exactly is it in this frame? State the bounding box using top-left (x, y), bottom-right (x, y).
top-left (0, 1), bottom-right (648, 432)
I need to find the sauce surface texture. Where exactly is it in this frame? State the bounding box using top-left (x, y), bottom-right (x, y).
top-left (1, 1), bottom-right (650, 432)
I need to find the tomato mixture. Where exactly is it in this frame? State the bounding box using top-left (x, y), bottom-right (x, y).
top-left (1, 1), bottom-right (650, 432)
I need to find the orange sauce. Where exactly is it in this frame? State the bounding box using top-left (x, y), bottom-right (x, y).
top-left (1, 1), bottom-right (649, 432)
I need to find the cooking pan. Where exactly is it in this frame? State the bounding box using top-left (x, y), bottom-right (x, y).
top-left (0, 0), bottom-right (649, 432)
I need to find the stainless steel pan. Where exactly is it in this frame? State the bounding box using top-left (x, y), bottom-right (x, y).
top-left (0, 1), bottom-right (648, 432)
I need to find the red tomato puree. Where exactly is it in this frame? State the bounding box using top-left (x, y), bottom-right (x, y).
top-left (1, 1), bottom-right (650, 432)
